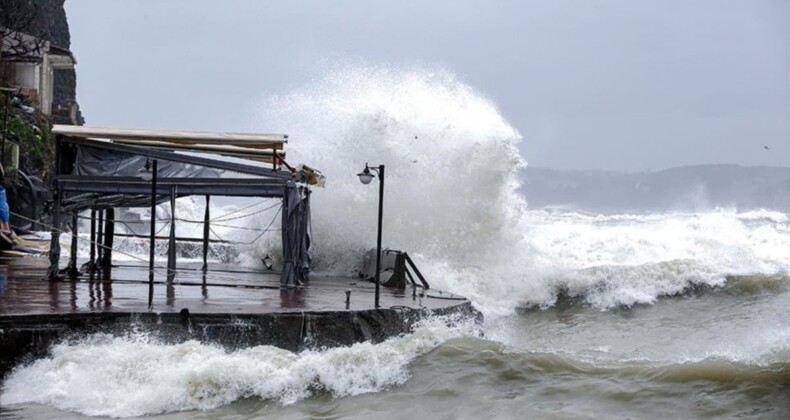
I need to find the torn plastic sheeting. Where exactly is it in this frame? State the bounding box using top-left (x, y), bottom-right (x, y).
top-left (73, 145), bottom-right (221, 178)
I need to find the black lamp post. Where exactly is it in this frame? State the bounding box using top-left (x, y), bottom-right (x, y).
top-left (357, 163), bottom-right (384, 309)
top-left (141, 158), bottom-right (157, 309)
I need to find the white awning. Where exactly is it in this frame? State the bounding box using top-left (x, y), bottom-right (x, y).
top-left (52, 125), bottom-right (287, 150)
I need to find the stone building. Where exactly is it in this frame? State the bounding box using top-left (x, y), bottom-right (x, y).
top-left (1, 27), bottom-right (78, 124)
top-left (0, 0), bottom-right (83, 125)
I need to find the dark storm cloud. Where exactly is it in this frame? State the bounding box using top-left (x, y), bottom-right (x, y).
top-left (66, 0), bottom-right (789, 170)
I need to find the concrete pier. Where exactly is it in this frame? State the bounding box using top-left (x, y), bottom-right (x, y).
top-left (0, 257), bottom-right (478, 377)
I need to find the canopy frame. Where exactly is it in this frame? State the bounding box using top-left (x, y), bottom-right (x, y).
top-left (47, 125), bottom-right (312, 293)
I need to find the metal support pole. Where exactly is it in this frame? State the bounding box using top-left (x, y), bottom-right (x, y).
top-left (374, 164), bottom-right (384, 309)
top-left (46, 137), bottom-right (63, 281)
top-left (100, 208), bottom-right (114, 269)
top-left (201, 195), bottom-right (210, 272)
top-left (67, 213), bottom-right (79, 276)
top-left (167, 187), bottom-right (176, 283)
top-left (88, 210), bottom-right (96, 269)
top-left (46, 183), bottom-right (62, 281)
top-left (280, 184), bottom-right (293, 288)
top-left (96, 210), bottom-right (104, 264)
top-left (148, 159), bottom-right (158, 309)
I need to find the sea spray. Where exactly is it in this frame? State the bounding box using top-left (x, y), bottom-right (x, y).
top-left (250, 65), bottom-right (790, 314)
top-left (252, 65), bottom-right (532, 314)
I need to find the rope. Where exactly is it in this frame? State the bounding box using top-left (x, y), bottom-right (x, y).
top-left (69, 212), bottom-right (170, 237)
top-left (175, 201), bottom-right (281, 224)
top-left (208, 198), bottom-right (274, 220)
top-left (212, 201), bottom-right (282, 222)
top-left (245, 205), bottom-right (283, 244)
top-left (74, 214), bottom-right (274, 233)
top-left (73, 200), bottom-right (281, 232)
top-left (11, 195), bottom-right (288, 287)
top-left (10, 210), bottom-right (171, 276)
top-left (75, 215), bottom-right (169, 224)
top-left (201, 222), bottom-right (278, 232)
top-left (155, 220), bottom-right (170, 235)
top-left (206, 204), bottom-right (282, 246)
top-left (11, 207), bottom-right (283, 286)
top-left (12, 209), bottom-right (238, 290)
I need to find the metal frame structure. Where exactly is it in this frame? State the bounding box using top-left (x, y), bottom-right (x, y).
top-left (47, 125), bottom-right (313, 295)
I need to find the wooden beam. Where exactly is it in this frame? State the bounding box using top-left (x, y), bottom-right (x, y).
top-left (109, 139), bottom-right (283, 163)
top-left (111, 139), bottom-right (286, 155)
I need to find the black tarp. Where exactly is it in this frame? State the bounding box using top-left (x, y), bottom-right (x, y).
top-left (8, 171), bottom-right (51, 230)
top-left (280, 182), bottom-right (311, 288)
top-left (73, 146), bottom-right (221, 178)
top-left (60, 145), bottom-right (223, 212)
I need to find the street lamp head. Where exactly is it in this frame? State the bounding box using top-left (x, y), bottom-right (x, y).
top-left (139, 159), bottom-right (153, 182)
top-left (357, 164), bottom-right (374, 185)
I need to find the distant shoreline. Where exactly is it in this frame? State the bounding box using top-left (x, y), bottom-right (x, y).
top-left (519, 164), bottom-right (790, 213)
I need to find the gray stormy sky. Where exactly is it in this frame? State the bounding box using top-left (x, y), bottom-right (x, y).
top-left (65, 0), bottom-right (789, 172)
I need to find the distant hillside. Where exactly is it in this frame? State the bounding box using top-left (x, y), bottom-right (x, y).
top-left (520, 165), bottom-right (790, 213)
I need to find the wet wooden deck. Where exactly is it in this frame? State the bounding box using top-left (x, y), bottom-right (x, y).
top-left (0, 256), bottom-right (468, 316)
top-left (0, 256), bottom-right (478, 377)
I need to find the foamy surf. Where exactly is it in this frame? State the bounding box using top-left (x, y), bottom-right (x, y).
top-left (0, 315), bottom-right (481, 417)
top-left (515, 208), bottom-right (790, 310)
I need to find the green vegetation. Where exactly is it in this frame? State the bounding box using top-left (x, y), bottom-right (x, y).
top-left (3, 110), bottom-right (53, 179)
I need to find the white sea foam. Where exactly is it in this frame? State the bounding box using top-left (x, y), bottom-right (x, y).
top-left (517, 209), bottom-right (790, 309)
top-left (0, 316), bottom-right (480, 417)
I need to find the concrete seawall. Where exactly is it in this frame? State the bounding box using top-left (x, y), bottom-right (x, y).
top-left (0, 258), bottom-right (480, 378)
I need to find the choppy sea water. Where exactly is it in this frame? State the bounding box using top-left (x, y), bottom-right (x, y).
top-left (2, 66), bottom-right (789, 418)
top-left (2, 267), bottom-right (788, 419)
